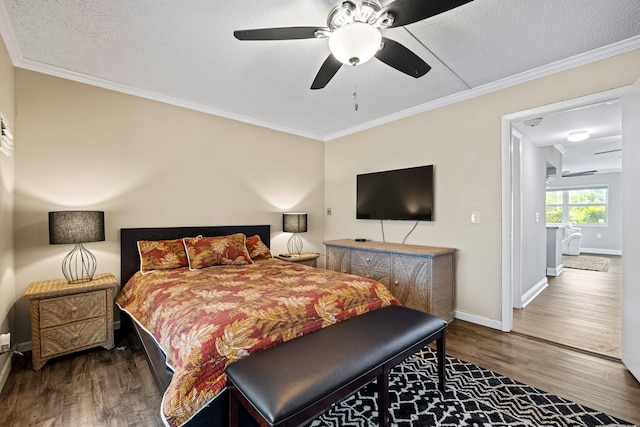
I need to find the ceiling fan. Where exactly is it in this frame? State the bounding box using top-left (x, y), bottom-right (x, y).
top-left (233, 0), bottom-right (474, 89)
top-left (562, 170), bottom-right (598, 177)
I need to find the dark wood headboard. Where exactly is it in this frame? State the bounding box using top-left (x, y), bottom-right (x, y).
top-left (120, 225), bottom-right (271, 286)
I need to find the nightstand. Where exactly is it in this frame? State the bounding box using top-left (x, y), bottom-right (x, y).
top-left (275, 253), bottom-right (320, 267)
top-left (23, 273), bottom-right (118, 370)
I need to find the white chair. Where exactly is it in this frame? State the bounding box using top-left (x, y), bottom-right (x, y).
top-left (562, 225), bottom-right (582, 255)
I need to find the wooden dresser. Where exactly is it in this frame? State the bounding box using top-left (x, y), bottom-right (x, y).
top-left (23, 273), bottom-right (118, 370)
top-left (324, 239), bottom-right (456, 321)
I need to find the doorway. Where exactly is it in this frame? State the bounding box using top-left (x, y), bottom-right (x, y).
top-left (500, 88), bottom-right (625, 358)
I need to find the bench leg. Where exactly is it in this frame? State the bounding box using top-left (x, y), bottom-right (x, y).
top-left (437, 332), bottom-right (446, 393)
top-left (377, 372), bottom-right (389, 427)
top-left (229, 388), bottom-right (239, 427)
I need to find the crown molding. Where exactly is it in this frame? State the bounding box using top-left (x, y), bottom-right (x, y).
top-left (1, 0), bottom-right (638, 144)
top-left (324, 36), bottom-right (640, 141)
top-left (13, 57), bottom-right (325, 141)
top-left (0, 1), bottom-right (22, 64)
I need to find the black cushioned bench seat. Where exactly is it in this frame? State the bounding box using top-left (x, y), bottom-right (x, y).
top-left (226, 305), bottom-right (447, 427)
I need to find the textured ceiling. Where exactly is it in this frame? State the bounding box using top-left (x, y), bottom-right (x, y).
top-left (1, 0), bottom-right (639, 142)
top-left (513, 99), bottom-right (622, 175)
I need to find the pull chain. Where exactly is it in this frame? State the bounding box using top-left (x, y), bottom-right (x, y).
top-left (353, 85), bottom-right (358, 111)
top-left (352, 66), bottom-right (359, 111)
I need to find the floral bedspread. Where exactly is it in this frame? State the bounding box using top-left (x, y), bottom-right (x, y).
top-left (116, 258), bottom-right (398, 427)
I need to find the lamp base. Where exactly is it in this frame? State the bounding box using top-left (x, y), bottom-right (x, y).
top-left (287, 233), bottom-right (303, 255)
top-left (62, 243), bottom-right (97, 284)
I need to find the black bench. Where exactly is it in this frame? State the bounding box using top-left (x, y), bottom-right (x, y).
top-left (226, 305), bottom-right (447, 427)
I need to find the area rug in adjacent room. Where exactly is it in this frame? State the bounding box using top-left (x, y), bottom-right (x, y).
top-left (310, 348), bottom-right (631, 427)
top-left (563, 255), bottom-right (610, 272)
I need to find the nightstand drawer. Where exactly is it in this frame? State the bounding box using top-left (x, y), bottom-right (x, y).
top-left (351, 250), bottom-right (390, 271)
top-left (40, 290), bottom-right (106, 328)
top-left (40, 317), bottom-right (107, 357)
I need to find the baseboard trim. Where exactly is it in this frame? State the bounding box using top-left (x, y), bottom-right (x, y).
top-left (521, 278), bottom-right (549, 308)
top-left (580, 248), bottom-right (622, 256)
top-left (0, 352), bottom-right (13, 394)
top-left (454, 310), bottom-right (503, 331)
top-left (547, 264), bottom-right (564, 276)
top-left (16, 341), bottom-right (31, 353)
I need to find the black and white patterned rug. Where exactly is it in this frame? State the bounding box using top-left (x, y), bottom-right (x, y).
top-left (309, 347), bottom-right (632, 426)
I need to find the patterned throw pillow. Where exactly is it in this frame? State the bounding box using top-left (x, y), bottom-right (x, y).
top-left (183, 234), bottom-right (253, 269)
top-left (138, 239), bottom-right (189, 274)
top-left (245, 235), bottom-right (272, 260)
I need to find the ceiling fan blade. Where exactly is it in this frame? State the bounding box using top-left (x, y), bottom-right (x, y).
top-left (376, 38), bottom-right (431, 78)
top-left (562, 170), bottom-right (598, 177)
top-left (311, 55), bottom-right (343, 89)
top-left (234, 27), bottom-right (323, 41)
top-left (383, 0), bottom-right (474, 28)
top-left (594, 148), bottom-right (622, 155)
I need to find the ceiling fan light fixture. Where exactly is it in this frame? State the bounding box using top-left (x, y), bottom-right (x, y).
top-left (567, 130), bottom-right (590, 142)
top-left (329, 22), bottom-right (381, 66)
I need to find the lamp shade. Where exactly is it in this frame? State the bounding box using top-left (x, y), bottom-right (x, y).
top-left (283, 213), bottom-right (308, 233)
top-left (49, 211), bottom-right (105, 244)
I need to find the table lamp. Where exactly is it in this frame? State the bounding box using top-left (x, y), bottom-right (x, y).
top-left (283, 213), bottom-right (307, 255)
top-left (49, 211), bottom-right (105, 284)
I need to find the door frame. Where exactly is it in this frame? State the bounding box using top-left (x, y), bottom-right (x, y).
top-left (500, 86), bottom-right (627, 332)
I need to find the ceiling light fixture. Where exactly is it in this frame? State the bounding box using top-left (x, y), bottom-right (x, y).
top-left (329, 22), bottom-right (382, 66)
top-left (567, 130), bottom-right (590, 142)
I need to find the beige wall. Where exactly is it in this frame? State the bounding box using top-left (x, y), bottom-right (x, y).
top-left (0, 35), bottom-right (15, 388)
top-left (7, 46), bottom-right (640, 347)
top-left (12, 71), bottom-right (324, 346)
top-left (325, 48), bottom-right (640, 324)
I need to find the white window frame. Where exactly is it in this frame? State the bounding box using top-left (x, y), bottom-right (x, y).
top-left (546, 185), bottom-right (609, 226)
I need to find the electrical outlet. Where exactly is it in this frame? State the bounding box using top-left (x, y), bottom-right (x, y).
top-left (471, 211), bottom-right (480, 224)
top-left (0, 333), bottom-right (9, 353)
top-left (327, 208), bottom-right (332, 216)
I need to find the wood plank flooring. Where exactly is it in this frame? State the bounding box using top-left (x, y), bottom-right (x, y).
top-left (0, 336), bottom-right (163, 426)
top-left (2, 319), bottom-right (638, 427)
top-left (445, 320), bottom-right (640, 426)
top-left (512, 254), bottom-right (622, 359)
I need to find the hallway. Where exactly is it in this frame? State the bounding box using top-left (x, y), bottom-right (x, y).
top-left (512, 255), bottom-right (621, 359)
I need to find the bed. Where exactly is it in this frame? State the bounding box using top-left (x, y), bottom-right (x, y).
top-left (117, 225), bottom-right (398, 427)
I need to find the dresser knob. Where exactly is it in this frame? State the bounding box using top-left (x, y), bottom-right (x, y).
top-left (394, 280), bottom-right (399, 285)
top-left (342, 269), bottom-right (347, 273)
top-left (72, 333), bottom-right (80, 340)
top-left (366, 274), bottom-right (371, 278)
top-left (71, 306), bottom-right (78, 312)
top-left (366, 258), bottom-right (370, 262)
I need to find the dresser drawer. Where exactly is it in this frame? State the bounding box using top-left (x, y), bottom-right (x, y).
top-left (326, 246), bottom-right (351, 273)
top-left (351, 250), bottom-right (390, 271)
top-left (40, 317), bottom-right (107, 357)
top-left (350, 265), bottom-right (390, 287)
top-left (40, 290), bottom-right (106, 328)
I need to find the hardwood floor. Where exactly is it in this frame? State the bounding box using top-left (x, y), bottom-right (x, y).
top-left (0, 335), bottom-right (163, 426)
top-left (2, 320), bottom-right (638, 426)
top-left (446, 320), bottom-right (640, 426)
top-left (512, 254), bottom-right (622, 359)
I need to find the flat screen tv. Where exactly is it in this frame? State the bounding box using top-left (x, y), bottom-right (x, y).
top-left (357, 165), bottom-right (434, 221)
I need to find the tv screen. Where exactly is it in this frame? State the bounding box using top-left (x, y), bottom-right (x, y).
top-left (357, 165), bottom-right (434, 221)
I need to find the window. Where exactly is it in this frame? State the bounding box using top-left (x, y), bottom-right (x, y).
top-left (545, 186), bottom-right (608, 225)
